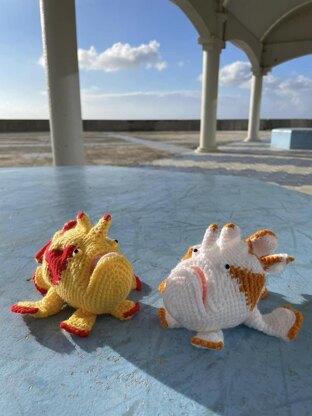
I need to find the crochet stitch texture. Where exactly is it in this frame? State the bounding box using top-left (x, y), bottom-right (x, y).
top-left (11, 212), bottom-right (141, 337)
top-left (158, 223), bottom-right (303, 350)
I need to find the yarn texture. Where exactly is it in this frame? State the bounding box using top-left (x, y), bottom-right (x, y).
top-left (158, 223), bottom-right (303, 350)
top-left (11, 212), bottom-right (141, 337)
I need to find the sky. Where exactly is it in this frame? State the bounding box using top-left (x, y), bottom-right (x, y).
top-left (0, 0), bottom-right (312, 119)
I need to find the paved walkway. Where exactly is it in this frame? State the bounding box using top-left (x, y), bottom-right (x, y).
top-left (0, 131), bottom-right (311, 195)
top-left (142, 135), bottom-right (312, 195)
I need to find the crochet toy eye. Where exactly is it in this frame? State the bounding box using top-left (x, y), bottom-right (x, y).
top-left (193, 248), bottom-right (198, 253)
top-left (115, 239), bottom-right (118, 244)
top-left (225, 264), bottom-right (230, 270)
top-left (73, 248), bottom-right (81, 256)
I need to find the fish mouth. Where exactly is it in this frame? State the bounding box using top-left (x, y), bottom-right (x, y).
top-left (187, 266), bottom-right (207, 304)
top-left (90, 252), bottom-right (119, 274)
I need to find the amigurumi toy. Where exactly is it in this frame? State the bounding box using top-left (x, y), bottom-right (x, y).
top-left (158, 223), bottom-right (303, 350)
top-left (11, 212), bottom-right (141, 337)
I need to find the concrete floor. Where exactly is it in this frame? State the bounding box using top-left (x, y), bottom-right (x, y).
top-left (0, 130), bottom-right (311, 195)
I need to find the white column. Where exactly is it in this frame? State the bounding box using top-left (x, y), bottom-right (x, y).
top-left (245, 68), bottom-right (269, 143)
top-left (196, 37), bottom-right (224, 153)
top-left (40, 0), bottom-right (85, 166)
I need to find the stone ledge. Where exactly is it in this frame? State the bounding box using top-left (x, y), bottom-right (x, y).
top-left (271, 128), bottom-right (312, 149)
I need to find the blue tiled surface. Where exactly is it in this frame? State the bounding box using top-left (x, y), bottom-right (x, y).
top-left (1, 166), bottom-right (312, 416)
top-left (271, 128), bottom-right (312, 149)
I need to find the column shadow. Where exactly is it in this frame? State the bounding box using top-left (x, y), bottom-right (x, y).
top-left (24, 291), bottom-right (311, 415)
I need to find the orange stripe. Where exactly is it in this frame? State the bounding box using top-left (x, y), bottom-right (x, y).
top-left (182, 247), bottom-right (193, 260)
top-left (246, 229), bottom-right (276, 242)
top-left (260, 255), bottom-right (295, 270)
top-left (191, 337), bottom-right (224, 350)
top-left (209, 224), bottom-right (218, 231)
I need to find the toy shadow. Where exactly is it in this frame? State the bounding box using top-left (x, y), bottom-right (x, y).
top-left (24, 291), bottom-right (311, 415)
top-left (22, 280), bottom-right (152, 354)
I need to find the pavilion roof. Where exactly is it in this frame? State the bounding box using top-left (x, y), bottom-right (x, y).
top-left (173, 0), bottom-right (312, 68)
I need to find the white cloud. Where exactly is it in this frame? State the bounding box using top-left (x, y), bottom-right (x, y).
top-left (263, 74), bottom-right (280, 89)
top-left (0, 97), bottom-right (48, 118)
top-left (218, 94), bottom-right (249, 118)
top-left (262, 73), bottom-right (312, 116)
top-left (279, 74), bottom-right (312, 91)
top-left (38, 40), bottom-right (167, 72)
top-left (198, 60), bottom-right (312, 118)
top-left (80, 88), bottom-right (200, 119)
top-left (0, 88), bottom-right (200, 119)
top-left (218, 61), bottom-right (312, 105)
top-left (219, 61), bottom-right (251, 88)
top-left (198, 61), bottom-right (252, 87)
top-left (81, 88), bottom-right (199, 100)
top-left (78, 41), bottom-right (167, 72)
top-left (7, 58), bottom-right (312, 119)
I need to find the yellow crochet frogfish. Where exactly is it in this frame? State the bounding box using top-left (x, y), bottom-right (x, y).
top-left (11, 212), bottom-right (141, 337)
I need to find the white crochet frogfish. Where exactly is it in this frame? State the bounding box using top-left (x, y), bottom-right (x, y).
top-left (158, 223), bottom-right (303, 350)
